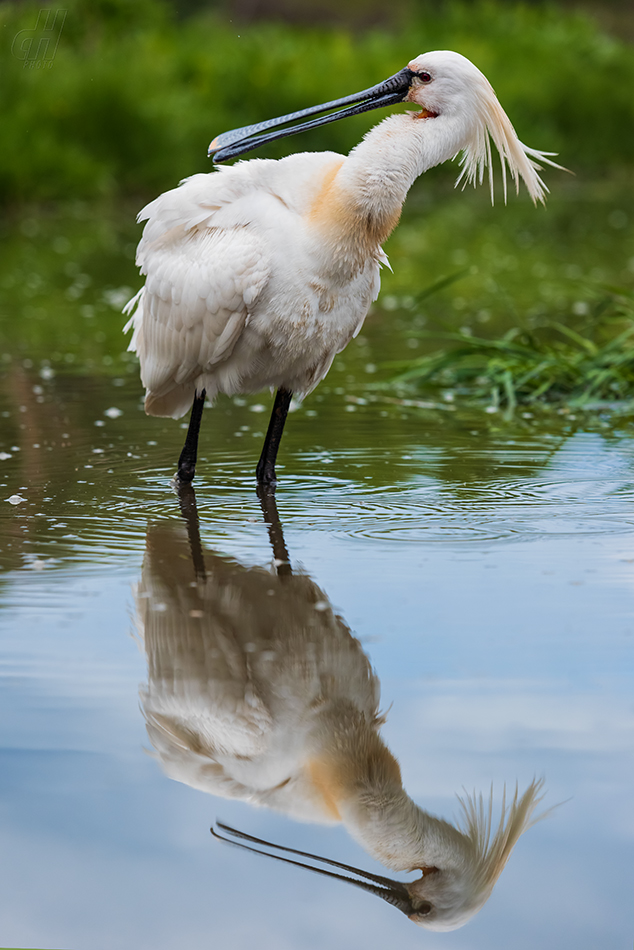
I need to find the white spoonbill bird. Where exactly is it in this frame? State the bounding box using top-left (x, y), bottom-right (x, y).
top-left (136, 492), bottom-right (549, 931)
top-left (124, 50), bottom-right (563, 485)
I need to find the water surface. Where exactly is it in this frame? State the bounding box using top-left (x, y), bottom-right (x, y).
top-left (1, 186), bottom-right (633, 949)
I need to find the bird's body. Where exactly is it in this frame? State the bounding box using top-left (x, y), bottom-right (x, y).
top-left (125, 51), bottom-right (562, 482)
top-left (137, 511), bottom-right (547, 931)
top-left (125, 150), bottom-right (384, 419)
top-left (138, 521), bottom-right (385, 825)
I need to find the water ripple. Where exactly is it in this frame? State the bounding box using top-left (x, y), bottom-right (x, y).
top-left (11, 447), bottom-right (634, 566)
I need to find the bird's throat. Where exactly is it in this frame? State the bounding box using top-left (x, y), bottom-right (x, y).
top-left (307, 158), bottom-right (404, 261)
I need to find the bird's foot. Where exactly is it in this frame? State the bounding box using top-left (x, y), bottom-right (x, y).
top-left (176, 459), bottom-right (196, 484)
top-left (255, 460), bottom-right (277, 487)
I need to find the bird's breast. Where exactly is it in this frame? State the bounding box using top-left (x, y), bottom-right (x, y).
top-left (306, 158), bottom-right (402, 257)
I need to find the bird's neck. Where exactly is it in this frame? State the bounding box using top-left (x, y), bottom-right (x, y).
top-left (306, 112), bottom-right (463, 263)
top-left (341, 790), bottom-right (471, 873)
top-left (307, 707), bottom-right (471, 871)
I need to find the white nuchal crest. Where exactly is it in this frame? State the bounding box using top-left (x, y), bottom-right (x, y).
top-left (454, 779), bottom-right (548, 905)
top-left (453, 66), bottom-right (563, 205)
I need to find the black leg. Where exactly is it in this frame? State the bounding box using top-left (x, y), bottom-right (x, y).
top-left (256, 388), bottom-right (292, 486)
top-left (177, 388), bottom-right (206, 484)
top-left (177, 482), bottom-right (207, 581)
top-left (257, 484), bottom-right (292, 578)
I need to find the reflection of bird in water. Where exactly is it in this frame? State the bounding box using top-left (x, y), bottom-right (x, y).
top-left (124, 51), bottom-right (562, 485)
top-left (135, 488), bottom-right (547, 931)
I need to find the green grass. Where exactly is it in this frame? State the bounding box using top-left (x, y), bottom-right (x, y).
top-left (387, 287), bottom-right (634, 409)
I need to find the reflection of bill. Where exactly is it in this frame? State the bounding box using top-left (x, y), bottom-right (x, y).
top-left (135, 489), bottom-right (548, 932)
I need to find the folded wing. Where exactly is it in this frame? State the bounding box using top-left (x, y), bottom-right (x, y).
top-left (125, 173), bottom-right (271, 418)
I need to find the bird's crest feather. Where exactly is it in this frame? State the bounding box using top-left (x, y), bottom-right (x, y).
top-left (455, 80), bottom-right (565, 205)
top-left (455, 778), bottom-right (550, 895)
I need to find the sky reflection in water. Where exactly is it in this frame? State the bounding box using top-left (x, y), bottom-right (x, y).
top-left (1, 380), bottom-right (633, 948)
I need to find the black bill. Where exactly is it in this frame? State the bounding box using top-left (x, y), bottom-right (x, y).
top-left (211, 820), bottom-right (425, 916)
top-left (209, 66), bottom-right (416, 163)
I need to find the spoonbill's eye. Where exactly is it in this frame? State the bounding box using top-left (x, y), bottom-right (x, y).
top-left (417, 71), bottom-right (432, 83)
top-left (416, 901), bottom-right (433, 916)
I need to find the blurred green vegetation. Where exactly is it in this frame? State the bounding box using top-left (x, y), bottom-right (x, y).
top-left (1, 0), bottom-right (634, 206)
top-left (0, 200), bottom-right (141, 372)
top-left (388, 289), bottom-right (634, 407)
top-left (1, 0), bottom-right (633, 412)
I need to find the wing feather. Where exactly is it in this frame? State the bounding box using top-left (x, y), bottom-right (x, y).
top-left (125, 174), bottom-right (271, 418)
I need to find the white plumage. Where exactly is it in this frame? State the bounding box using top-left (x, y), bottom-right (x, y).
top-left (135, 514), bottom-right (548, 931)
top-left (124, 50), bottom-right (562, 484)
top-left (137, 520), bottom-right (382, 824)
top-left (125, 153), bottom-right (381, 418)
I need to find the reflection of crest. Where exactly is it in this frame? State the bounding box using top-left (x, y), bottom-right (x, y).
top-left (134, 488), bottom-right (549, 931)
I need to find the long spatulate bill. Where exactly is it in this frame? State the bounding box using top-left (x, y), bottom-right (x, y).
top-left (209, 67), bottom-right (416, 162)
top-left (211, 820), bottom-right (424, 916)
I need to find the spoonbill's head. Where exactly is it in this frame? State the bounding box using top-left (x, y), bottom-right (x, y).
top-left (212, 781), bottom-right (549, 933)
top-left (405, 50), bottom-right (502, 120)
top-left (404, 780), bottom-right (549, 930)
top-left (402, 852), bottom-right (505, 931)
top-left (403, 49), bottom-right (564, 205)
